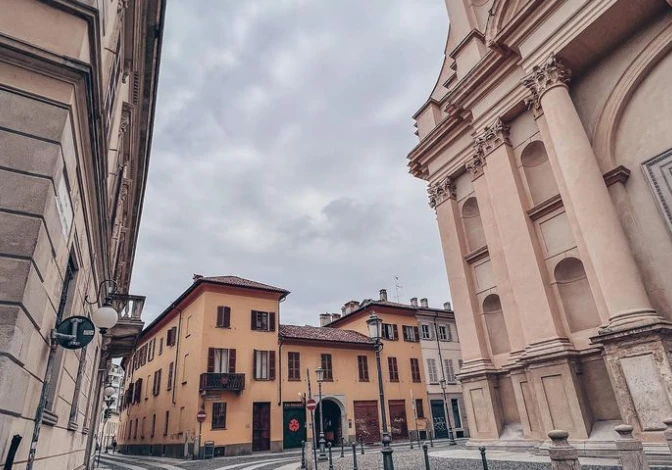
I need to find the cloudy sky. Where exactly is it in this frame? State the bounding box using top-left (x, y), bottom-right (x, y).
top-left (130, 0), bottom-right (451, 326)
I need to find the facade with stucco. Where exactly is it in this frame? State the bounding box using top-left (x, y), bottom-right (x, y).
top-left (0, 1), bottom-right (164, 468)
top-left (409, 0), bottom-right (672, 454)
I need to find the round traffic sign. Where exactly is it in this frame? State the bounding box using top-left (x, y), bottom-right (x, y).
top-left (306, 398), bottom-right (316, 412)
top-left (55, 316), bottom-right (96, 350)
top-left (197, 410), bottom-right (207, 422)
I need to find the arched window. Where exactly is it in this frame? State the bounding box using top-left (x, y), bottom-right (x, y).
top-left (482, 294), bottom-right (510, 355)
top-left (521, 141), bottom-right (559, 206)
top-left (462, 197), bottom-right (486, 252)
top-left (554, 257), bottom-right (601, 332)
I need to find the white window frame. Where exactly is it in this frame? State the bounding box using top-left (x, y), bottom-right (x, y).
top-left (420, 324), bottom-right (431, 340)
top-left (255, 350), bottom-right (269, 379)
top-left (255, 311), bottom-right (269, 331)
top-left (438, 325), bottom-right (448, 341)
top-left (213, 348), bottom-right (230, 373)
top-left (445, 359), bottom-right (456, 382)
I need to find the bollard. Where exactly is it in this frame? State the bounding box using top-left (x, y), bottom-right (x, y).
top-left (410, 431), bottom-right (414, 450)
top-left (423, 443), bottom-right (431, 470)
top-left (301, 440), bottom-right (306, 469)
top-left (352, 443), bottom-right (358, 470)
top-left (327, 442), bottom-right (334, 470)
top-left (548, 430), bottom-right (581, 470)
top-left (664, 418), bottom-right (672, 455)
top-left (479, 447), bottom-right (488, 470)
top-left (340, 437), bottom-right (344, 458)
top-left (429, 429), bottom-right (434, 448)
top-left (615, 424), bottom-right (649, 470)
top-left (360, 439), bottom-right (364, 455)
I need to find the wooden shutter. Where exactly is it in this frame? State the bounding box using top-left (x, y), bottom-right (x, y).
top-left (229, 348), bottom-right (236, 373)
top-left (167, 362), bottom-right (174, 390)
top-left (207, 348), bottom-right (215, 373)
top-left (158, 368), bottom-right (162, 391)
top-left (251, 311), bottom-right (257, 330)
top-left (217, 307), bottom-right (224, 327)
top-left (269, 312), bottom-right (276, 331)
top-left (413, 327), bottom-right (420, 342)
top-left (223, 307), bottom-right (231, 327)
top-left (269, 350), bottom-right (276, 380)
top-left (392, 324), bottom-right (399, 341)
top-left (357, 356), bottom-right (365, 381)
top-left (253, 349), bottom-right (258, 379)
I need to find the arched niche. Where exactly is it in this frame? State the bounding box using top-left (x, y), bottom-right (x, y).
top-left (521, 141), bottom-right (558, 206)
top-left (482, 294), bottom-right (510, 355)
top-left (554, 257), bottom-right (601, 332)
top-left (462, 197), bottom-right (486, 252)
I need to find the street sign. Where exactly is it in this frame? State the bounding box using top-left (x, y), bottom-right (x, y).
top-left (306, 398), bottom-right (316, 412)
top-left (54, 316), bottom-right (96, 350)
top-left (197, 410), bottom-right (207, 422)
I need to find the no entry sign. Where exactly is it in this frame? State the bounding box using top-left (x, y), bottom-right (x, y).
top-left (306, 398), bottom-right (316, 412)
top-left (197, 410), bottom-right (207, 422)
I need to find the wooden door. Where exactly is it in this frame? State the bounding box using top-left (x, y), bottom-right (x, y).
top-left (252, 402), bottom-right (271, 451)
top-left (353, 400), bottom-right (380, 444)
top-left (388, 400), bottom-right (408, 440)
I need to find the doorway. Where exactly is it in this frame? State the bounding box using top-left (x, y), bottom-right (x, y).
top-left (430, 400), bottom-right (449, 439)
top-left (388, 400), bottom-right (409, 440)
top-left (353, 400), bottom-right (380, 444)
top-left (314, 398), bottom-right (342, 444)
top-left (252, 402), bottom-right (271, 451)
top-left (283, 402), bottom-right (306, 449)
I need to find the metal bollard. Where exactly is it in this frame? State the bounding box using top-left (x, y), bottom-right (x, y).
top-left (479, 446), bottom-right (489, 470)
top-left (340, 437), bottom-right (344, 458)
top-left (423, 443), bottom-right (431, 470)
top-left (429, 429), bottom-right (434, 448)
top-left (352, 443), bottom-right (358, 470)
top-left (301, 440), bottom-right (306, 469)
top-left (410, 431), bottom-right (414, 450)
top-left (327, 442), bottom-right (334, 470)
top-left (360, 439), bottom-right (364, 455)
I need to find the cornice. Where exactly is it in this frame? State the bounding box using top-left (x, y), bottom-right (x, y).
top-left (427, 176), bottom-right (457, 209)
top-left (448, 29), bottom-right (486, 60)
top-left (526, 194), bottom-right (563, 220)
top-left (603, 165), bottom-right (631, 187)
top-left (521, 54), bottom-right (571, 108)
top-left (489, 0), bottom-right (566, 51)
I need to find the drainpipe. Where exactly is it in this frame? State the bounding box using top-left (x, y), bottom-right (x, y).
top-left (278, 337), bottom-right (284, 407)
top-left (172, 304), bottom-right (183, 405)
top-left (432, 313), bottom-right (447, 383)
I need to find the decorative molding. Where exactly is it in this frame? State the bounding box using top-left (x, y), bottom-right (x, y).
top-left (118, 113), bottom-right (130, 137)
top-left (522, 54), bottom-right (571, 109)
top-left (524, 95), bottom-right (543, 119)
top-left (428, 176), bottom-right (457, 209)
top-left (603, 165), bottom-right (631, 187)
top-left (466, 153), bottom-right (486, 179)
top-left (117, 0), bottom-right (129, 13)
top-left (473, 118), bottom-right (511, 159)
top-left (526, 193), bottom-right (563, 220)
top-left (642, 148), bottom-right (672, 235)
top-left (122, 59), bottom-right (132, 84)
top-left (464, 245), bottom-right (489, 264)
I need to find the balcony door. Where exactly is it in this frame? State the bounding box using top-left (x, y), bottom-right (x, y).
top-left (252, 402), bottom-right (271, 451)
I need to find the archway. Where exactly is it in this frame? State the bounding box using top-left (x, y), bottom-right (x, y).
top-left (314, 398), bottom-right (343, 444)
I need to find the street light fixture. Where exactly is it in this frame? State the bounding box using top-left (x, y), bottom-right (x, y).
top-left (366, 312), bottom-right (394, 470)
top-left (87, 280), bottom-right (121, 335)
top-left (315, 367), bottom-right (327, 461)
top-left (439, 378), bottom-right (456, 445)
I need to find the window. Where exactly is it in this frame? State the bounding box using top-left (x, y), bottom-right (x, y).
top-left (212, 403), bottom-right (227, 429)
top-left (415, 399), bottom-right (425, 419)
top-left (388, 357), bottom-right (399, 382)
top-left (185, 316), bottom-right (192, 337)
top-left (321, 354), bottom-right (333, 381)
top-left (152, 369), bottom-right (162, 396)
top-left (208, 348), bottom-right (236, 373)
top-left (410, 358), bottom-right (421, 382)
top-left (357, 356), bottom-right (369, 382)
top-left (381, 323), bottom-right (398, 340)
top-left (133, 418), bottom-right (138, 439)
top-left (420, 324), bottom-right (432, 340)
top-left (254, 350), bottom-right (276, 380)
top-left (251, 310), bottom-right (276, 331)
top-left (403, 326), bottom-right (420, 342)
top-left (182, 354), bottom-right (188, 383)
top-left (437, 325), bottom-right (449, 341)
top-left (445, 359), bottom-right (456, 382)
top-left (451, 398), bottom-right (462, 428)
top-left (427, 359), bottom-right (438, 383)
top-left (288, 352), bottom-right (301, 381)
top-left (148, 339), bottom-right (155, 361)
top-left (167, 362), bottom-right (174, 390)
top-left (179, 407), bottom-right (184, 436)
top-left (151, 414), bottom-right (156, 437)
top-left (159, 338), bottom-right (163, 356)
top-left (132, 379), bottom-right (143, 404)
top-left (217, 306), bottom-right (231, 327)
top-left (167, 326), bottom-right (177, 346)
top-left (164, 410), bottom-right (169, 436)
top-left (141, 416), bottom-right (145, 438)
top-left (127, 419), bottom-right (132, 439)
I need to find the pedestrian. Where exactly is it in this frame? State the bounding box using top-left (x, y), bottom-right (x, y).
top-left (112, 439), bottom-right (117, 454)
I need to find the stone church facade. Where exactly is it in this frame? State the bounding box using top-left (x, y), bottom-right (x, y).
top-left (409, 0), bottom-right (672, 452)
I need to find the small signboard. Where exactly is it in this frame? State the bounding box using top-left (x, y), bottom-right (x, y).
top-left (197, 410), bottom-right (207, 423)
top-left (55, 316), bottom-right (96, 350)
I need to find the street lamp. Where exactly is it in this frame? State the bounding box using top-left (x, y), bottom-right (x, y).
top-left (88, 281), bottom-right (120, 335)
top-left (439, 378), bottom-right (456, 445)
top-left (315, 367), bottom-right (327, 461)
top-left (97, 384), bottom-right (116, 466)
top-left (366, 312), bottom-right (394, 470)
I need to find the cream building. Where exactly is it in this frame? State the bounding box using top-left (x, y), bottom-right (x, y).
top-left (0, 1), bottom-right (164, 468)
top-left (409, 0), bottom-right (672, 454)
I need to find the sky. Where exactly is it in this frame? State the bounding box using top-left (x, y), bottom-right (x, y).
top-left (129, 0), bottom-right (451, 326)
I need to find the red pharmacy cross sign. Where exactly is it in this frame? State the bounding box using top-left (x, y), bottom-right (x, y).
top-left (288, 418), bottom-right (301, 432)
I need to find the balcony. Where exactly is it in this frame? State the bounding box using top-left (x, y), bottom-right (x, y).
top-left (107, 294), bottom-right (145, 359)
top-left (200, 373), bottom-right (246, 392)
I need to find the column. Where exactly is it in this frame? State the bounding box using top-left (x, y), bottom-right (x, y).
top-left (523, 54), bottom-right (658, 331)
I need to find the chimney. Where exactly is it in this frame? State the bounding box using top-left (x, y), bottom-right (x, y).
top-left (420, 298), bottom-right (429, 308)
top-left (410, 297), bottom-right (418, 308)
top-left (444, 301), bottom-right (452, 311)
top-left (193, 273), bottom-right (203, 281)
top-left (343, 300), bottom-right (361, 314)
top-left (379, 289), bottom-right (388, 302)
top-left (319, 313), bottom-right (332, 327)
top-left (331, 313), bottom-right (341, 321)
top-left (341, 306), bottom-right (347, 315)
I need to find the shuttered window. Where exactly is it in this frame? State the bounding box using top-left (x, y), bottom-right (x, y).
top-left (212, 403), bottom-right (227, 429)
top-left (420, 324), bottom-right (432, 340)
top-left (403, 326), bottom-right (420, 342)
top-left (253, 350), bottom-right (276, 380)
top-left (251, 310), bottom-right (276, 331)
top-left (388, 357), bottom-right (399, 382)
top-left (151, 414), bottom-right (156, 437)
top-left (217, 306), bottom-right (231, 328)
top-left (288, 352), bottom-right (301, 381)
top-left (427, 359), bottom-right (439, 383)
top-left (207, 348), bottom-right (236, 373)
top-left (381, 323), bottom-right (398, 340)
top-left (164, 410), bottom-right (169, 435)
top-left (445, 359), bottom-right (456, 382)
top-left (321, 354), bottom-right (333, 381)
top-left (166, 327), bottom-right (177, 346)
top-left (410, 358), bottom-right (421, 382)
top-left (152, 369), bottom-right (162, 396)
top-left (415, 399), bottom-right (425, 418)
top-left (167, 362), bottom-right (174, 390)
top-left (357, 356), bottom-right (369, 382)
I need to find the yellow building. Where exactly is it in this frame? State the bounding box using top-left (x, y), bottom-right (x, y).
top-left (118, 276), bottom-right (451, 457)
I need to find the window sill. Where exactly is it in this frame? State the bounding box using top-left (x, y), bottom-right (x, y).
top-left (389, 380), bottom-right (399, 383)
top-left (43, 410), bottom-right (59, 427)
top-left (358, 379), bottom-right (370, 383)
top-left (185, 334), bottom-right (191, 338)
top-left (216, 326), bottom-right (231, 329)
top-left (67, 421), bottom-right (78, 432)
top-left (211, 428), bottom-right (227, 431)
top-left (181, 381), bottom-right (187, 385)
top-left (288, 378), bottom-right (302, 382)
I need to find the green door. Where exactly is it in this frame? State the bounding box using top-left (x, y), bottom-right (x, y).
top-left (283, 402), bottom-right (306, 449)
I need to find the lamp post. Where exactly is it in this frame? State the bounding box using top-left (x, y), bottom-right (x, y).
top-left (366, 312), bottom-right (394, 470)
top-left (439, 378), bottom-right (456, 445)
top-left (315, 367), bottom-right (327, 460)
top-left (97, 384), bottom-right (116, 467)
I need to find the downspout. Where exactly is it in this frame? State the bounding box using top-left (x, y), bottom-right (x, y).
top-left (278, 337), bottom-right (283, 407)
top-left (172, 304), bottom-right (183, 405)
top-left (433, 312), bottom-right (447, 383)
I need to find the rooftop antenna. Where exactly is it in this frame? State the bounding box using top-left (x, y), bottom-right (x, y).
top-left (394, 275), bottom-right (403, 303)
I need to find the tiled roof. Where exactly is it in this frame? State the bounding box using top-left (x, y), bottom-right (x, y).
top-left (279, 324), bottom-right (373, 345)
top-left (199, 275), bottom-right (289, 295)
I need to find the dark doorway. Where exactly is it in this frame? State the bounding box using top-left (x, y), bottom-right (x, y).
top-left (353, 400), bottom-right (380, 444)
top-left (430, 400), bottom-right (449, 439)
top-left (314, 399), bottom-right (342, 444)
top-left (252, 402), bottom-right (271, 451)
top-left (388, 400), bottom-right (408, 440)
top-left (283, 402), bottom-right (306, 449)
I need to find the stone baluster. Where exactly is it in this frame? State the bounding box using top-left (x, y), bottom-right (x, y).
top-left (548, 430), bottom-right (581, 470)
top-left (615, 424), bottom-right (649, 470)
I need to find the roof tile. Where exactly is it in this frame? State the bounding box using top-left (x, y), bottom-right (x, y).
top-left (279, 324), bottom-right (372, 344)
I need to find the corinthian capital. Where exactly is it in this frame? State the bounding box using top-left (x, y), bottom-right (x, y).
top-left (428, 176), bottom-right (456, 209)
top-left (473, 118), bottom-right (510, 160)
top-left (522, 54), bottom-right (571, 109)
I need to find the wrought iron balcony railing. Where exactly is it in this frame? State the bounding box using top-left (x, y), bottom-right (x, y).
top-left (199, 373), bottom-right (246, 392)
